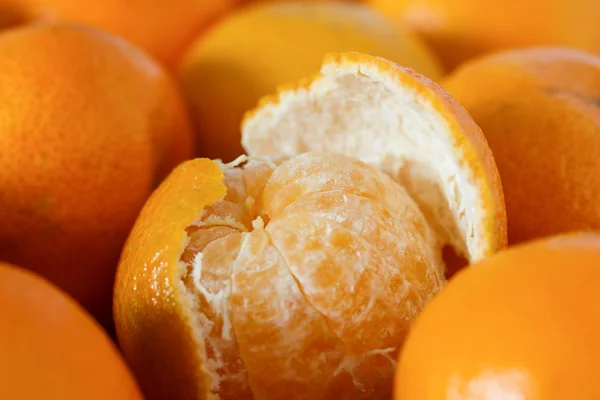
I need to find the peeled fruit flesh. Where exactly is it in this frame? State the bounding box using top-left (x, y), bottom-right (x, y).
top-left (180, 152), bottom-right (444, 398)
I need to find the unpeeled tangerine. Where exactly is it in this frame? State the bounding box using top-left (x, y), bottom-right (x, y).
top-left (180, 151), bottom-right (444, 399)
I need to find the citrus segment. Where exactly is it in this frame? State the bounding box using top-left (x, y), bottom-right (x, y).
top-left (185, 231), bottom-right (251, 399)
top-left (230, 228), bottom-right (344, 399)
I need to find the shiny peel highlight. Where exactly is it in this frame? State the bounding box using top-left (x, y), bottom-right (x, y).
top-left (179, 152), bottom-right (445, 399)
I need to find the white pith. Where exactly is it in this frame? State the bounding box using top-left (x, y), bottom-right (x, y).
top-left (242, 61), bottom-right (486, 262)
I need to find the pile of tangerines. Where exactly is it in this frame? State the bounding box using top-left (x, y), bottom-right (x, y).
top-left (1, 0), bottom-right (600, 399)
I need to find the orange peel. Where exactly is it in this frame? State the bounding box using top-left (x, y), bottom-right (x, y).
top-left (115, 158), bottom-right (225, 399)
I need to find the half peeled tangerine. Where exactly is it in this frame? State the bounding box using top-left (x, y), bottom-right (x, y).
top-left (114, 52), bottom-right (507, 400)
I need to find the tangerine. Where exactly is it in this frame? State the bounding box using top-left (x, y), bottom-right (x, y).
top-left (370, 0), bottom-right (600, 70)
top-left (396, 233), bottom-right (600, 400)
top-left (0, 23), bottom-right (193, 323)
top-left (0, 261), bottom-right (143, 400)
top-left (0, 0), bottom-right (241, 68)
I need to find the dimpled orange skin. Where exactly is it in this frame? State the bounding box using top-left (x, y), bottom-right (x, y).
top-left (179, 2), bottom-right (443, 162)
top-left (0, 262), bottom-right (143, 400)
top-left (395, 233), bottom-right (600, 400)
top-left (442, 48), bottom-right (600, 245)
top-left (0, 23), bottom-right (194, 323)
top-left (369, 0), bottom-right (600, 70)
top-left (0, 0), bottom-right (241, 68)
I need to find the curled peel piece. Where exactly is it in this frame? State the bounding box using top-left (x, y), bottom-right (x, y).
top-left (114, 52), bottom-right (507, 400)
top-left (114, 158), bottom-right (227, 400)
top-left (242, 51), bottom-right (507, 262)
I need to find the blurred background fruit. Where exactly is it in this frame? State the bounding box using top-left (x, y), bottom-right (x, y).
top-left (395, 233), bottom-right (600, 399)
top-left (442, 47), bottom-right (600, 245)
top-left (0, 261), bottom-right (143, 400)
top-left (0, 0), bottom-right (242, 68)
top-left (369, 0), bottom-right (600, 70)
top-left (0, 1), bottom-right (26, 30)
top-left (0, 23), bottom-right (193, 327)
top-left (179, 1), bottom-right (442, 162)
